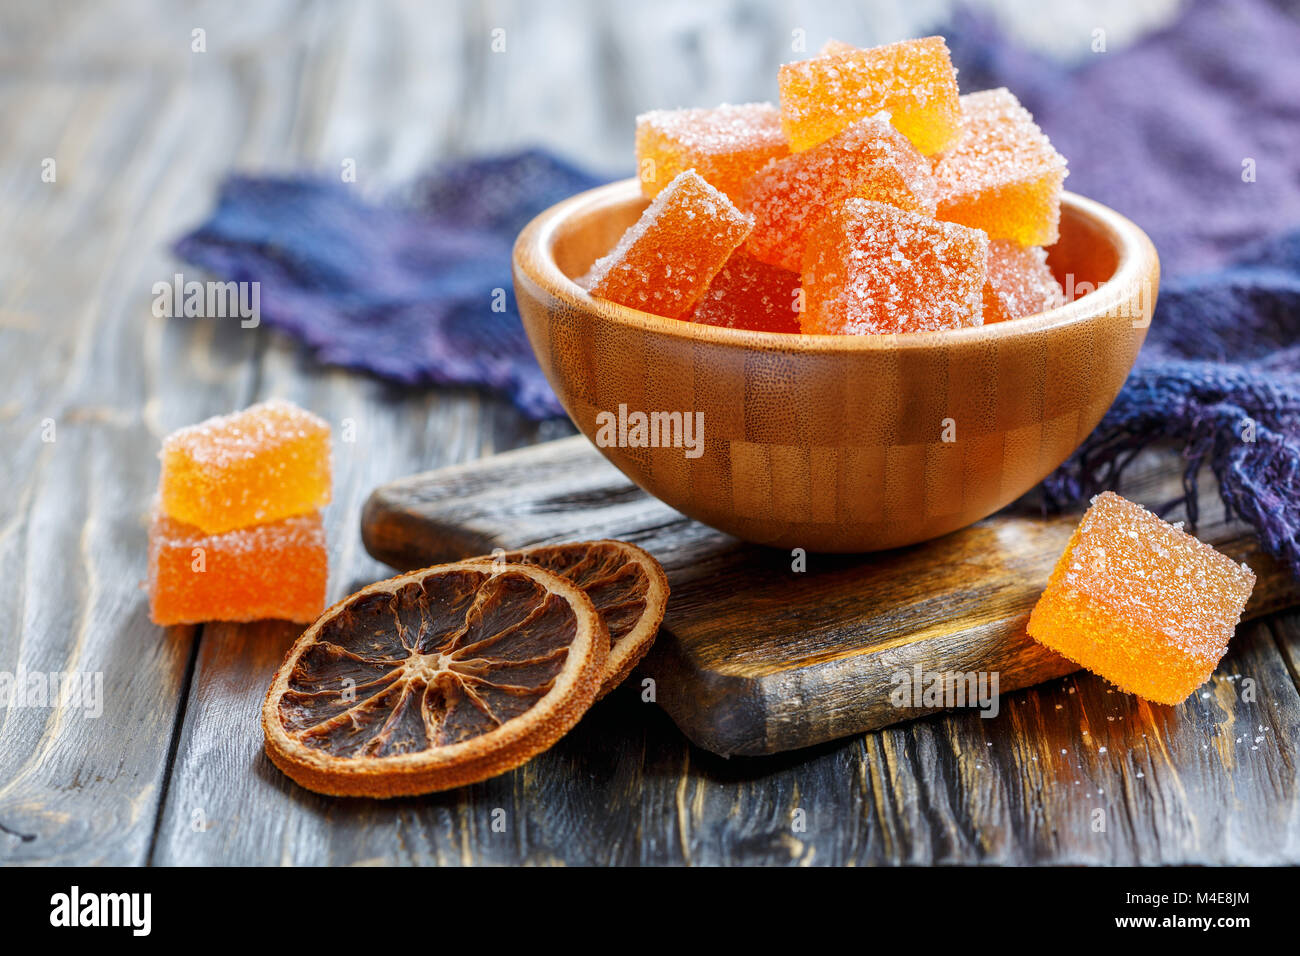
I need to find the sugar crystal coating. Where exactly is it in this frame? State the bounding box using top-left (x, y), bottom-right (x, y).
top-left (801, 198), bottom-right (988, 335)
top-left (778, 36), bottom-right (961, 154)
top-left (635, 103), bottom-right (789, 204)
top-left (159, 399), bottom-right (332, 534)
top-left (586, 169), bottom-right (754, 319)
top-left (817, 39), bottom-right (855, 56)
top-left (933, 88), bottom-right (1068, 246)
top-left (983, 239), bottom-right (1064, 323)
top-left (690, 251), bottom-right (801, 333)
top-left (148, 511), bottom-right (328, 625)
top-left (743, 114), bottom-right (938, 272)
top-left (1027, 492), bottom-right (1256, 705)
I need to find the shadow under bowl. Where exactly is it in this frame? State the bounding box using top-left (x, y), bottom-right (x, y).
top-left (513, 179), bottom-right (1158, 552)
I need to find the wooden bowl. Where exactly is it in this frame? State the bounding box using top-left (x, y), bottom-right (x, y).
top-left (513, 180), bottom-right (1158, 552)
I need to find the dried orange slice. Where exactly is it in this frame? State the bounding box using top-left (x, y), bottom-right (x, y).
top-left (262, 561), bottom-right (607, 797)
top-left (477, 540), bottom-right (669, 697)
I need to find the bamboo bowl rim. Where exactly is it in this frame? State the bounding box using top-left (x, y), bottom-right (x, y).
top-left (513, 178), bottom-right (1157, 352)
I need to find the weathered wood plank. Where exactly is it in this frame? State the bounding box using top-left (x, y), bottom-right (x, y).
top-left (3, 0), bottom-right (1287, 867)
top-left (0, 62), bottom-right (263, 861)
top-left (150, 611), bottom-right (1300, 865)
top-left (360, 436), bottom-right (1299, 756)
top-left (150, 373), bottom-right (552, 864)
top-left (147, 1), bottom-right (558, 862)
top-left (156, 394), bottom-right (1300, 865)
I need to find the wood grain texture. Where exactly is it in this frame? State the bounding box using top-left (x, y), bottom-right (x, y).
top-left (363, 435), bottom-right (1300, 756)
top-left (142, 614), bottom-right (1300, 866)
top-left (3, 0), bottom-right (1294, 866)
top-left (0, 46), bottom-right (264, 863)
top-left (514, 181), bottom-right (1157, 551)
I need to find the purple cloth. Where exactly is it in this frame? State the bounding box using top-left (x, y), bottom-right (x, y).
top-left (946, 0), bottom-right (1300, 275)
top-left (944, 0), bottom-right (1300, 573)
top-left (1042, 228), bottom-right (1300, 576)
top-left (174, 151), bottom-right (602, 418)
top-left (946, 0), bottom-right (1300, 576)
top-left (172, 0), bottom-right (1300, 413)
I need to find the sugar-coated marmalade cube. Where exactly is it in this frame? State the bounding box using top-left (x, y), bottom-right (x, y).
top-left (159, 399), bottom-right (331, 534)
top-left (586, 170), bottom-right (753, 319)
top-left (801, 198), bottom-right (988, 335)
top-left (690, 251), bottom-right (801, 333)
top-left (743, 114), bottom-right (937, 272)
top-left (818, 39), bottom-right (855, 56)
top-left (1027, 492), bottom-right (1256, 705)
top-left (983, 240), bottom-right (1064, 323)
top-left (778, 36), bottom-right (961, 154)
top-left (635, 103), bottom-right (789, 204)
top-left (933, 88), bottom-right (1068, 247)
top-left (148, 511), bottom-right (328, 625)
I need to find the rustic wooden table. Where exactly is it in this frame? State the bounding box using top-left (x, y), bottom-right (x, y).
top-left (2, 0), bottom-right (1296, 866)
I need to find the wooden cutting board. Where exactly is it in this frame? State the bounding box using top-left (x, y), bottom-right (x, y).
top-left (360, 435), bottom-right (1299, 757)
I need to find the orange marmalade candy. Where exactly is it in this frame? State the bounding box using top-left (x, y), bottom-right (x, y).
top-left (778, 36), bottom-right (961, 154)
top-left (690, 251), bottom-right (801, 333)
top-left (159, 399), bottom-right (332, 534)
top-left (1027, 492), bottom-right (1256, 705)
top-left (802, 198), bottom-right (987, 335)
top-left (743, 114), bottom-right (937, 272)
top-left (983, 239), bottom-right (1064, 323)
top-left (148, 511), bottom-right (327, 625)
top-left (586, 170), bottom-right (753, 319)
top-left (933, 88), bottom-right (1068, 246)
top-left (818, 39), bottom-right (855, 56)
top-left (635, 103), bottom-right (789, 204)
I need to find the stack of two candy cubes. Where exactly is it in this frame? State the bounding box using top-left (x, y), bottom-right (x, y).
top-left (147, 400), bottom-right (331, 626)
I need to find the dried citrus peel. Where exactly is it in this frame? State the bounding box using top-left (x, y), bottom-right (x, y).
top-left (471, 540), bottom-right (669, 697)
top-left (262, 561), bottom-right (607, 797)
